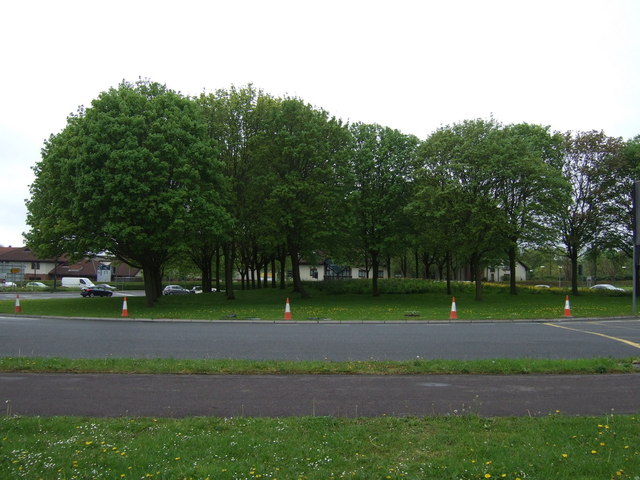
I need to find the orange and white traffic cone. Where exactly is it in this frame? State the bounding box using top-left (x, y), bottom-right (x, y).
top-left (121, 297), bottom-right (129, 317)
top-left (449, 297), bottom-right (458, 320)
top-left (563, 295), bottom-right (572, 317)
top-left (284, 297), bottom-right (292, 320)
top-left (14, 295), bottom-right (22, 314)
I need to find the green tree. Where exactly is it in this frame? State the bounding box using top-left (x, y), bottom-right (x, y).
top-left (26, 80), bottom-right (226, 305)
top-left (348, 123), bottom-right (418, 296)
top-left (198, 85), bottom-right (272, 299)
top-left (413, 119), bottom-right (507, 300)
top-left (492, 123), bottom-right (570, 294)
top-left (259, 97), bottom-right (351, 297)
top-left (555, 130), bottom-right (625, 294)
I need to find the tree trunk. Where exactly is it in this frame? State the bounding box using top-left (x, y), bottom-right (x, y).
top-left (385, 255), bottom-right (391, 280)
top-left (142, 261), bottom-right (163, 307)
top-left (278, 248), bottom-right (287, 289)
top-left (271, 258), bottom-right (277, 288)
top-left (215, 245), bottom-right (221, 292)
top-left (446, 250), bottom-right (452, 296)
top-left (570, 249), bottom-right (579, 295)
top-left (290, 250), bottom-right (309, 298)
top-left (371, 250), bottom-right (380, 297)
top-left (507, 243), bottom-right (518, 295)
top-left (472, 254), bottom-right (483, 301)
top-left (223, 241), bottom-right (235, 300)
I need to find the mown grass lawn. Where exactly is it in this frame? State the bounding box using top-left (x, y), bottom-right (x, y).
top-left (1, 415), bottom-right (638, 480)
top-left (0, 282), bottom-right (635, 320)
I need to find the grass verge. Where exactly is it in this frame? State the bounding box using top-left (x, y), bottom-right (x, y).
top-left (0, 283), bottom-right (636, 320)
top-left (1, 415), bottom-right (638, 479)
top-left (0, 356), bottom-right (637, 375)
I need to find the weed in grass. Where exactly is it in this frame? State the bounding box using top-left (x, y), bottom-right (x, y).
top-left (1, 415), bottom-right (639, 479)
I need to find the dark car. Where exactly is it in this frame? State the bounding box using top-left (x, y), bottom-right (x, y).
top-left (81, 285), bottom-right (114, 297)
top-left (162, 285), bottom-right (191, 295)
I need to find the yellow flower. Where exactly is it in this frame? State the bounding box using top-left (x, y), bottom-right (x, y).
top-left (485, 475), bottom-right (492, 479)
top-left (561, 453), bottom-right (568, 458)
top-left (591, 450), bottom-right (597, 454)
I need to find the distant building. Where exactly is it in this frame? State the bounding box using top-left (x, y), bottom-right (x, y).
top-left (0, 247), bottom-right (141, 284)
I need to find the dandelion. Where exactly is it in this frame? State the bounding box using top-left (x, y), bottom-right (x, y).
top-left (591, 450), bottom-right (597, 454)
top-left (562, 453), bottom-right (568, 458)
top-left (484, 474), bottom-right (492, 479)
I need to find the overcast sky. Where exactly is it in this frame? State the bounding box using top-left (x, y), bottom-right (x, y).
top-left (1, 0), bottom-right (639, 247)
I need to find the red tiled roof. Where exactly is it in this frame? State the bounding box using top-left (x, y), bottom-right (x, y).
top-left (0, 247), bottom-right (62, 263)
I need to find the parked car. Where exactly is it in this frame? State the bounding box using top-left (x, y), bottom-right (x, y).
top-left (81, 285), bottom-right (114, 297)
top-left (26, 281), bottom-right (47, 288)
top-left (163, 285), bottom-right (191, 295)
top-left (62, 277), bottom-right (95, 288)
top-left (590, 284), bottom-right (625, 292)
top-left (1, 281), bottom-right (17, 288)
top-left (191, 286), bottom-right (203, 294)
top-left (534, 284), bottom-right (550, 289)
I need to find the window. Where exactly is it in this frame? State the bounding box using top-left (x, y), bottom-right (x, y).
top-left (31, 262), bottom-right (40, 270)
top-left (358, 269), bottom-right (367, 278)
top-left (310, 267), bottom-right (318, 279)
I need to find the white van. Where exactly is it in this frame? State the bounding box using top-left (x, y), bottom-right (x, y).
top-left (61, 277), bottom-right (95, 288)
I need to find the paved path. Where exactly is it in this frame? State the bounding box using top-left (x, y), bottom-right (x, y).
top-left (2, 373), bottom-right (639, 417)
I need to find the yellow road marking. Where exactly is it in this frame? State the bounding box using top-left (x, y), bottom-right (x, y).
top-left (543, 322), bottom-right (640, 350)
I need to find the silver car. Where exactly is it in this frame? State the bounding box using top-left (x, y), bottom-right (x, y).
top-left (590, 284), bottom-right (625, 292)
top-left (162, 285), bottom-right (191, 295)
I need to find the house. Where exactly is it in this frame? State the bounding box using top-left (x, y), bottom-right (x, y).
top-left (0, 247), bottom-right (141, 284)
top-left (484, 261), bottom-right (529, 282)
top-left (298, 259), bottom-right (388, 281)
top-left (0, 247), bottom-right (63, 284)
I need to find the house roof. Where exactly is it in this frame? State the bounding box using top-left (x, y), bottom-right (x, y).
top-left (0, 246), bottom-right (139, 277)
top-left (0, 247), bottom-right (62, 263)
top-left (52, 258), bottom-right (140, 277)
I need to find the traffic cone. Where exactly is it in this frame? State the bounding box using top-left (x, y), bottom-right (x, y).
top-left (284, 297), bottom-right (292, 320)
top-left (14, 295), bottom-right (21, 314)
top-left (121, 297), bottom-right (129, 317)
top-left (449, 297), bottom-right (458, 319)
top-left (563, 295), bottom-right (572, 317)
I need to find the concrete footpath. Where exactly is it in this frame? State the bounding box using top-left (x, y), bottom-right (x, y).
top-left (2, 373), bottom-right (639, 418)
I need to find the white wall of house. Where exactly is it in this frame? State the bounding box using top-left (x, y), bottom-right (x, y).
top-left (299, 263), bottom-right (388, 281)
top-left (485, 262), bottom-right (528, 282)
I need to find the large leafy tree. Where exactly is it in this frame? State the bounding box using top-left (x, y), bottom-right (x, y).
top-left (348, 123), bottom-right (418, 296)
top-left (258, 97), bottom-right (352, 297)
top-left (413, 119), bottom-right (508, 300)
top-left (198, 85), bottom-right (277, 298)
top-left (555, 130), bottom-right (625, 294)
top-left (492, 123), bottom-right (570, 294)
top-left (26, 80), bottom-right (226, 305)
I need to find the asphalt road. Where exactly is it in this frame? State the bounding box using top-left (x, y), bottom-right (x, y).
top-left (1, 315), bottom-right (639, 360)
top-left (1, 315), bottom-right (639, 417)
top-left (3, 373), bottom-right (639, 417)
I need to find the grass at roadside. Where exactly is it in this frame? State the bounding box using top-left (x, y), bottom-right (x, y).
top-left (1, 415), bottom-right (638, 479)
top-left (1, 356), bottom-right (638, 375)
top-left (0, 283), bottom-right (635, 320)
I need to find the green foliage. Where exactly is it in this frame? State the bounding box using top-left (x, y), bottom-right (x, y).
top-left (26, 80), bottom-right (228, 304)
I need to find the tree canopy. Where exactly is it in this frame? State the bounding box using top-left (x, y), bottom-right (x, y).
top-left (25, 80), bottom-right (638, 302)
